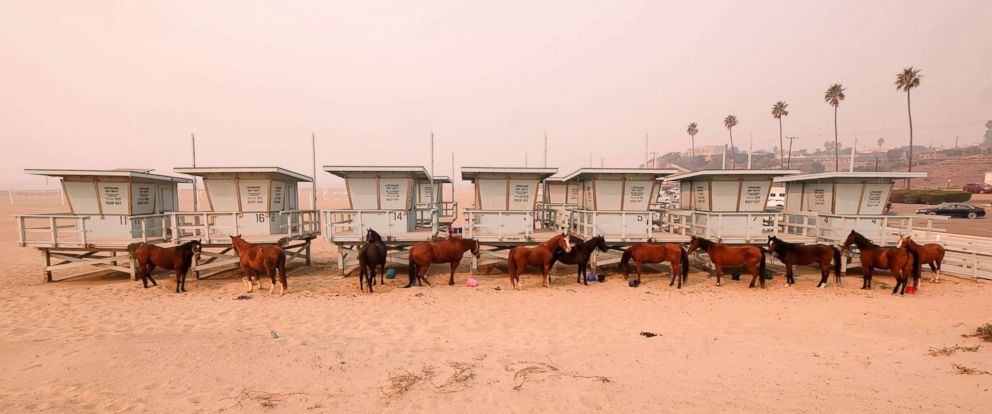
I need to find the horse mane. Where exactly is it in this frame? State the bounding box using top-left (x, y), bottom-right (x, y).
top-left (542, 233), bottom-right (565, 248)
top-left (768, 236), bottom-right (792, 255)
top-left (366, 229), bottom-right (384, 243)
top-left (694, 237), bottom-right (715, 250)
top-left (851, 231), bottom-right (878, 248)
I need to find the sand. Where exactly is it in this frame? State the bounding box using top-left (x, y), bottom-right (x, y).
top-left (1, 198), bottom-right (991, 413)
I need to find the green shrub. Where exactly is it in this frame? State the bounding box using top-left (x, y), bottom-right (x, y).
top-left (890, 190), bottom-right (972, 205)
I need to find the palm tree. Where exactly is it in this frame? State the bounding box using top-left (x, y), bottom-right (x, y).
top-left (877, 137), bottom-right (885, 151)
top-left (824, 84), bottom-right (846, 171)
top-left (686, 122), bottom-right (699, 168)
top-left (723, 115), bottom-right (738, 169)
top-left (771, 101), bottom-right (789, 169)
top-left (896, 67), bottom-right (922, 188)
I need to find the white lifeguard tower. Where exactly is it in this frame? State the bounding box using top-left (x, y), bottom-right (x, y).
top-left (562, 168), bottom-right (679, 243)
top-left (662, 169), bottom-right (799, 244)
top-left (774, 171), bottom-right (932, 245)
top-left (460, 167), bottom-right (557, 272)
top-left (414, 174), bottom-right (457, 231)
top-left (321, 166), bottom-right (450, 274)
top-left (15, 168), bottom-right (191, 282)
top-left (171, 167), bottom-right (319, 278)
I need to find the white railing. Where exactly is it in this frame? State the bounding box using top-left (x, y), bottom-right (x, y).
top-left (569, 209), bottom-right (656, 242)
top-left (279, 210), bottom-right (320, 239)
top-left (15, 214), bottom-right (88, 248)
top-left (464, 210), bottom-right (535, 241)
top-left (321, 209), bottom-right (431, 241)
top-left (665, 210), bottom-right (780, 244)
top-left (169, 212), bottom-right (241, 244)
top-left (782, 212), bottom-right (946, 246)
top-left (915, 232), bottom-right (992, 280)
top-left (127, 213), bottom-right (173, 243)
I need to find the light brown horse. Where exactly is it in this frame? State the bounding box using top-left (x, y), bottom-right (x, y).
top-left (406, 236), bottom-right (481, 287)
top-left (230, 235), bottom-right (287, 295)
top-left (843, 230), bottom-right (918, 295)
top-left (130, 240), bottom-right (201, 292)
top-left (898, 235), bottom-right (945, 283)
top-left (687, 236), bottom-right (766, 288)
top-left (507, 233), bottom-right (571, 289)
top-left (620, 242), bottom-right (690, 288)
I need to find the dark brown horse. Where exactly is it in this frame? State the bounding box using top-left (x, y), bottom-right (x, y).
top-left (551, 235), bottom-right (608, 285)
top-left (406, 236), bottom-right (481, 287)
top-left (767, 235), bottom-right (842, 288)
top-left (842, 230), bottom-right (919, 295)
top-left (358, 228), bottom-right (387, 293)
top-left (231, 235), bottom-right (288, 295)
top-left (620, 242), bottom-right (690, 288)
top-left (687, 236), bottom-right (766, 288)
top-left (507, 233), bottom-right (571, 289)
top-left (898, 235), bottom-right (945, 284)
top-left (130, 240), bottom-right (201, 292)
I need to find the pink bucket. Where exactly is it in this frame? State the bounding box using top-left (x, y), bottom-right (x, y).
top-left (466, 278), bottom-right (478, 287)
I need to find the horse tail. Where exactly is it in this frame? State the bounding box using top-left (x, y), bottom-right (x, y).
top-left (680, 246), bottom-right (689, 280)
top-left (620, 248), bottom-right (633, 277)
top-left (759, 247), bottom-right (767, 279)
top-left (832, 246), bottom-right (842, 280)
top-left (507, 247), bottom-right (517, 276)
top-left (907, 245), bottom-right (920, 282)
top-left (406, 249), bottom-right (418, 288)
top-left (277, 250), bottom-right (287, 289)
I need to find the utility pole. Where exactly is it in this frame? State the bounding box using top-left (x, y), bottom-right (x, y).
top-left (650, 151), bottom-right (657, 168)
top-left (543, 132), bottom-right (548, 168)
top-left (191, 133), bottom-right (198, 212)
top-left (311, 133), bottom-right (317, 209)
top-left (786, 136), bottom-right (799, 169)
top-left (849, 136), bottom-right (857, 172)
top-left (644, 133), bottom-right (649, 168)
top-left (525, 153), bottom-right (528, 167)
top-left (600, 157), bottom-right (604, 168)
top-left (955, 136), bottom-right (959, 149)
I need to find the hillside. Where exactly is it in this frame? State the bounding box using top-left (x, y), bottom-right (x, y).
top-left (908, 154), bottom-right (992, 188)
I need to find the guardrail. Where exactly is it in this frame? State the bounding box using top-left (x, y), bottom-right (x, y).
top-left (322, 208), bottom-right (434, 241)
top-left (569, 209), bottom-right (656, 242)
top-left (15, 214), bottom-right (89, 248)
top-left (464, 210), bottom-right (535, 241)
top-left (663, 210), bottom-right (780, 244)
top-left (279, 210), bottom-right (320, 239)
top-left (911, 231), bottom-right (992, 280)
top-left (169, 212), bottom-right (240, 244)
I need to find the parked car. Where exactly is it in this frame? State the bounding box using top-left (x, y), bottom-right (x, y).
top-left (962, 183), bottom-right (992, 194)
top-left (766, 190), bottom-right (786, 209)
top-left (915, 203), bottom-right (986, 219)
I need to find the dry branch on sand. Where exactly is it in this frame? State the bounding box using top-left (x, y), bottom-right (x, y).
top-left (962, 323), bottom-right (992, 342)
top-left (505, 360), bottom-right (611, 391)
top-left (380, 362), bottom-right (478, 402)
top-left (928, 345), bottom-right (981, 356)
top-left (952, 364), bottom-right (992, 375)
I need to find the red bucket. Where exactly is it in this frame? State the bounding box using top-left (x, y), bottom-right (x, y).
top-left (905, 286), bottom-right (917, 294)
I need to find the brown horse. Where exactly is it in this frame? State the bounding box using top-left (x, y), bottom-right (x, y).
top-left (898, 234), bottom-right (945, 283)
top-left (406, 236), bottom-right (481, 287)
top-left (687, 236), bottom-right (766, 288)
top-left (230, 235), bottom-right (288, 295)
top-left (620, 242), bottom-right (690, 288)
top-left (507, 233), bottom-right (571, 289)
top-left (130, 240), bottom-right (201, 292)
top-left (767, 235), bottom-right (842, 288)
top-left (842, 230), bottom-right (919, 295)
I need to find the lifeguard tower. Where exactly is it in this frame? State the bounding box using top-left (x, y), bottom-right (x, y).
top-left (14, 168), bottom-right (190, 282)
top-left (461, 167), bottom-right (558, 272)
top-left (321, 166), bottom-right (448, 274)
top-left (662, 169), bottom-right (799, 244)
top-left (774, 172), bottom-right (931, 245)
top-left (414, 174), bottom-right (457, 231)
top-left (170, 167), bottom-right (319, 278)
top-left (562, 168), bottom-right (678, 243)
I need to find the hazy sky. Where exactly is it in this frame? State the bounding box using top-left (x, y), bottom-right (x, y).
top-left (3, 1), bottom-right (991, 188)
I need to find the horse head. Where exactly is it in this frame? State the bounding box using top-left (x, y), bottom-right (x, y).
top-left (558, 232), bottom-right (572, 253)
top-left (842, 230), bottom-right (858, 248)
top-left (468, 239), bottom-right (481, 258)
top-left (229, 235), bottom-right (245, 253)
top-left (686, 236), bottom-right (701, 253)
top-left (897, 234), bottom-right (912, 248)
top-left (592, 235), bottom-right (609, 253)
top-left (366, 228), bottom-right (383, 244)
top-left (767, 235), bottom-right (780, 252)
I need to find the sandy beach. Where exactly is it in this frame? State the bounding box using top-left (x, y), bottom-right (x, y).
top-left (1, 198), bottom-right (991, 413)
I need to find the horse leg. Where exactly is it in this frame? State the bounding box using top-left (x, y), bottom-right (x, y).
top-left (635, 261), bottom-right (643, 284)
top-left (928, 262), bottom-right (937, 283)
top-left (380, 264), bottom-right (385, 285)
top-left (714, 264), bottom-right (723, 287)
top-left (359, 265), bottom-right (365, 292)
top-left (816, 263), bottom-right (829, 288)
top-left (578, 263), bottom-right (584, 285)
top-left (418, 263), bottom-right (432, 287)
top-left (448, 260), bottom-right (460, 286)
top-left (748, 265), bottom-right (759, 288)
top-left (175, 269), bottom-right (182, 293)
top-left (861, 265), bottom-right (871, 290)
top-left (368, 265), bottom-right (376, 293)
top-left (669, 262), bottom-right (678, 288)
top-left (180, 269), bottom-right (187, 292)
top-left (892, 266), bottom-right (903, 295)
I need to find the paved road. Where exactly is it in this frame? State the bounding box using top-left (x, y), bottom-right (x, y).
top-left (890, 201), bottom-right (992, 238)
